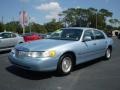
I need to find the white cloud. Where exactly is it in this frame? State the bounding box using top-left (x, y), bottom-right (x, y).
top-left (30, 17), bottom-right (36, 22)
top-left (36, 2), bottom-right (62, 12)
top-left (45, 12), bottom-right (59, 20)
top-left (35, 2), bottom-right (62, 20)
top-left (76, 6), bottom-right (80, 9)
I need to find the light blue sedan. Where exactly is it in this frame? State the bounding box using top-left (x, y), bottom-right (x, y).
top-left (8, 27), bottom-right (113, 74)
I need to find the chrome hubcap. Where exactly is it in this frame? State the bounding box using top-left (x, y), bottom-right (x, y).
top-left (62, 57), bottom-right (72, 73)
top-left (106, 49), bottom-right (111, 58)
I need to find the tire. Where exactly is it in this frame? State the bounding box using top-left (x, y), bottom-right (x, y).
top-left (57, 54), bottom-right (73, 75)
top-left (104, 48), bottom-right (111, 60)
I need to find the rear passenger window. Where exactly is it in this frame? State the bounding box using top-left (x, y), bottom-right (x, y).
top-left (94, 30), bottom-right (105, 39)
top-left (11, 33), bottom-right (16, 38)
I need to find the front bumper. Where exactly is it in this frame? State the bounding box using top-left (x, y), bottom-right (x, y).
top-left (8, 52), bottom-right (58, 71)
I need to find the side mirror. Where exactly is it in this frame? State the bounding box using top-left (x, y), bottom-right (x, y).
top-left (83, 36), bottom-right (92, 42)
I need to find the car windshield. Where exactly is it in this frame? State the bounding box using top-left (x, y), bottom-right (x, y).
top-left (48, 29), bottom-right (83, 41)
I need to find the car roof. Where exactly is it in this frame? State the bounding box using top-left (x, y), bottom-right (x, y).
top-left (22, 33), bottom-right (39, 36)
top-left (62, 27), bottom-right (98, 31)
top-left (0, 32), bottom-right (15, 34)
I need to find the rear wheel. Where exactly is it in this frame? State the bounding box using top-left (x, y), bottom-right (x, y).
top-left (57, 54), bottom-right (73, 75)
top-left (104, 48), bottom-right (111, 60)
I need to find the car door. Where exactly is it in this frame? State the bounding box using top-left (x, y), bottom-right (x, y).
top-left (10, 33), bottom-right (18, 46)
top-left (0, 33), bottom-right (12, 49)
top-left (77, 30), bottom-right (98, 64)
top-left (93, 30), bottom-right (107, 57)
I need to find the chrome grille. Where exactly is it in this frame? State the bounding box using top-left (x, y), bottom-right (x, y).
top-left (15, 50), bottom-right (28, 57)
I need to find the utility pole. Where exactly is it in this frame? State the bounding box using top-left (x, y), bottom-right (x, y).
top-left (12, 17), bottom-right (16, 32)
top-left (29, 17), bottom-right (31, 33)
top-left (96, 13), bottom-right (97, 28)
top-left (23, 11), bottom-right (25, 34)
top-left (1, 16), bottom-right (6, 32)
top-left (1, 16), bottom-right (3, 24)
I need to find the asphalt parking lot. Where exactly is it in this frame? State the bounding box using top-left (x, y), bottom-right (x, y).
top-left (0, 37), bottom-right (120, 90)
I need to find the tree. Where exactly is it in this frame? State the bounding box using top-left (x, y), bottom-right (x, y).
top-left (109, 19), bottom-right (120, 27)
top-left (99, 9), bottom-right (112, 18)
top-left (60, 7), bottom-right (113, 30)
top-left (26, 22), bottom-right (47, 33)
top-left (5, 21), bottom-right (47, 34)
top-left (5, 21), bottom-right (22, 33)
top-left (98, 9), bottom-right (113, 29)
top-left (0, 22), bottom-right (4, 32)
top-left (44, 19), bottom-right (63, 32)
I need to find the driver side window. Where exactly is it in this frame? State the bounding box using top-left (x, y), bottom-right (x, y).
top-left (83, 30), bottom-right (94, 41)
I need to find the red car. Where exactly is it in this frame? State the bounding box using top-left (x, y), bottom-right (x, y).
top-left (23, 33), bottom-right (42, 42)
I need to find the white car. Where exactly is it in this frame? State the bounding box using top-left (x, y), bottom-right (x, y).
top-left (0, 32), bottom-right (24, 52)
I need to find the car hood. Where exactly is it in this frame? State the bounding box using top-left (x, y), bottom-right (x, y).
top-left (15, 39), bottom-right (74, 51)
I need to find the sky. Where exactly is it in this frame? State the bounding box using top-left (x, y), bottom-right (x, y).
top-left (0, 0), bottom-right (120, 24)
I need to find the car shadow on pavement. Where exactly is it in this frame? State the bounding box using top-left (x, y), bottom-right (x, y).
top-left (6, 65), bottom-right (56, 80)
top-left (73, 58), bottom-right (104, 72)
top-left (6, 58), bottom-right (104, 80)
top-left (0, 50), bottom-right (11, 54)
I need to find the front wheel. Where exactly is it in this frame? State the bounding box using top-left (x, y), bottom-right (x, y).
top-left (104, 48), bottom-right (111, 60)
top-left (57, 54), bottom-right (73, 75)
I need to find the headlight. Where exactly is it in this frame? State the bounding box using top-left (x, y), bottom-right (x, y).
top-left (28, 50), bottom-right (56, 58)
top-left (28, 52), bottom-right (42, 58)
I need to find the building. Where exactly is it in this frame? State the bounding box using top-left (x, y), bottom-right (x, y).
top-left (112, 30), bottom-right (120, 36)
